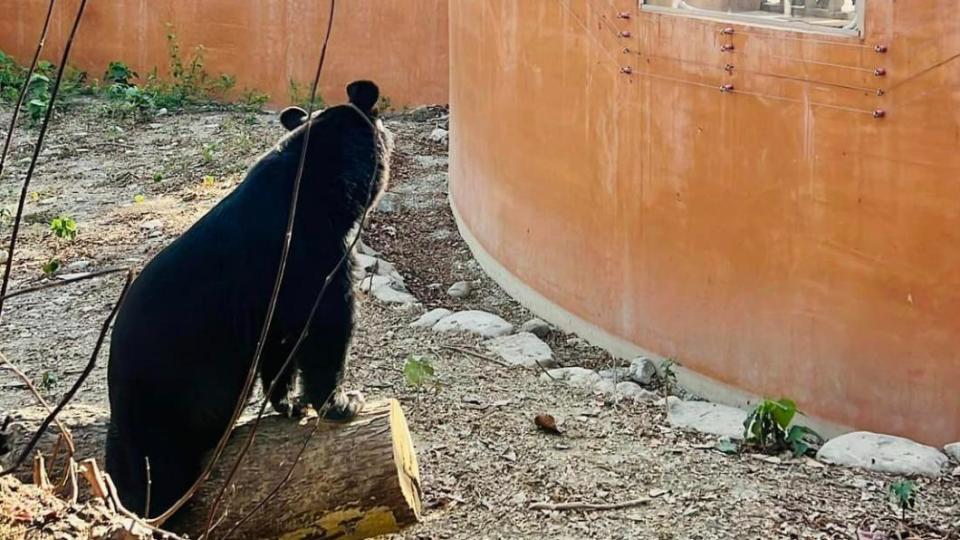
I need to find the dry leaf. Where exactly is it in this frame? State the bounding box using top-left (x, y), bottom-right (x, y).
top-left (534, 414), bottom-right (561, 435)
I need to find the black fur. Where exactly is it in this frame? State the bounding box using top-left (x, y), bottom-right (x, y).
top-left (105, 81), bottom-right (390, 519)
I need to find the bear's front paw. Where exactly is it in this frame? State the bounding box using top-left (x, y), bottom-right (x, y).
top-left (272, 398), bottom-right (309, 419)
top-left (322, 390), bottom-right (365, 422)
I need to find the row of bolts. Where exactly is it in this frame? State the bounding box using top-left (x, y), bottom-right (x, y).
top-left (611, 10), bottom-right (889, 119)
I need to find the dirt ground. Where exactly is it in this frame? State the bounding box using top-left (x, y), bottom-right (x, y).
top-left (0, 101), bottom-right (957, 540)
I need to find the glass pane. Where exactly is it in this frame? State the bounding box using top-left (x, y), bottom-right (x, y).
top-left (644, 0), bottom-right (858, 30)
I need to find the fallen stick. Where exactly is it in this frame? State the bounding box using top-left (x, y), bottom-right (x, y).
top-left (529, 497), bottom-right (652, 512)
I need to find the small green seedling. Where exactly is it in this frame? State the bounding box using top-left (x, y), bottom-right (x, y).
top-left (49, 216), bottom-right (77, 240)
top-left (39, 371), bottom-right (58, 390)
top-left (201, 175), bottom-right (216, 187)
top-left (743, 398), bottom-right (821, 456)
top-left (201, 144), bottom-right (216, 163)
top-left (889, 480), bottom-right (917, 520)
top-left (152, 171), bottom-right (163, 182)
top-left (403, 354), bottom-right (436, 389)
top-left (41, 258), bottom-right (60, 277)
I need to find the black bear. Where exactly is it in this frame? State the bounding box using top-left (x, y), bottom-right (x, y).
top-left (105, 80), bottom-right (392, 519)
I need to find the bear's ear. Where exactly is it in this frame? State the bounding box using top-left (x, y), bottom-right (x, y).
top-left (280, 106), bottom-right (308, 131)
top-left (346, 80), bottom-right (379, 114)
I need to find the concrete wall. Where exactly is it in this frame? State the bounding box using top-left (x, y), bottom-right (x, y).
top-left (450, 0), bottom-right (960, 446)
top-left (0, 0), bottom-right (448, 107)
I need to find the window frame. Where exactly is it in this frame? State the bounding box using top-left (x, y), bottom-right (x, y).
top-left (638, 0), bottom-right (866, 38)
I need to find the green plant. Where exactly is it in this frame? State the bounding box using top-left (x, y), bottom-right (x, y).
top-left (41, 258), bottom-right (60, 277)
top-left (201, 143), bottom-right (216, 163)
top-left (743, 398), bottom-right (821, 456)
top-left (152, 171), bottom-right (164, 182)
top-left (105, 61), bottom-right (137, 86)
top-left (888, 480), bottom-right (917, 520)
top-left (49, 215), bottom-right (78, 240)
top-left (289, 79), bottom-right (324, 111)
top-left (133, 194), bottom-right (145, 204)
top-left (201, 175), bottom-right (216, 187)
top-left (25, 73), bottom-right (52, 124)
top-left (403, 354), bottom-right (436, 389)
top-left (104, 82), bottom-right (156, 120)
top-left (38, 370), bottom-right (58, 390)
top-left (239, 89), bottom-right (269, 111)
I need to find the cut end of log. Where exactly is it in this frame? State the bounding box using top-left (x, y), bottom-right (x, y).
top-left (391, 398), bottom-right (423, 524)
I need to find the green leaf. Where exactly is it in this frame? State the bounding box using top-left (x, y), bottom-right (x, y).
top-left (770, 398), bottom-right (797, 429)
top-left (403, 355), bottom-right (435, 388)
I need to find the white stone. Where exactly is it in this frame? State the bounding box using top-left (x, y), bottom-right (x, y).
top-left (447, 281), bottom-right (472, 299)
top-left (519, 318), bottom-right (551, 338)
top-left (0, 250), bottom-right (7, 264)
top-left (357, 239), bottom-right (380, 257)
top-left (817, 432), bottom-right (948, 477)
top-left (64, 260), bottom-right (92, 272)
top-left (376, 192), bottom-right (400, 213)
top-left (371, 285), bottom-right (418, 306)
top-left (429, 127), bottom-right (449, 144)
top-left (140, 219), bottom-right (163, 230)
top-left (615, 381), bottom-right (659, 401)
top-left (540, 367), bottom-right (601, 390)
top-left (487, 332), bottom-right (557, 369)
top-left (944, 442), bottom-right (960, 462)
top-left (432, 310), bottom-right (513, 338)
top-left (411, 308), bottom-right (453, 328)
top-left (628, 357), bottom-right (658, 386)
top-left (354, 253), bottom-right (404, 285)
top-left (666, 397), bottom-right (748, 440)
top-left (599, 367), bottom-right (631, 381)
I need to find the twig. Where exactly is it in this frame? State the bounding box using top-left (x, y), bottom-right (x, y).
top-left (0, 0), bottom-right (89, 318)
top-left (0, 351), bottom-right (75, 455)
top-left (439, 344), bottom-right (511, 368)
top-left (0, 267), bottom-right (129, 302)
top-left (0, 0), bottom-right (57, 182)
top-left (0, 269), bottom-right (133, 477)
top-left (151, 0), bottom-right (342, 529)
top-left (528, 497), bottom-right (651, 511)
top-left (144, 456), bottom-right (152, 522)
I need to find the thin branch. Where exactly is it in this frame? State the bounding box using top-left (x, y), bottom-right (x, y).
top-left (0, 351), bottom-right (74, 454)
top-left (0, 268), bottom-right (133, 477)
top-left (0, 0), bottom-right (89, 318)
top-left (144, 456), bottom-right (152, 521)
top-left (439, 344), bottom-right (512, 368)
top-left (148, 0), bottom-right (340, 527)
top-left (1, 267), bottom-right (129, 302)
top-left (528, 497), bottom-right (651, 511)
top-left (0, 0), bottom-right (57, 182)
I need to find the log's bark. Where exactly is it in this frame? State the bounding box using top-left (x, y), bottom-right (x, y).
top-left (3, 399), bottom-right (422, 540)
top-left (175, 399), bottom-right (423, 539)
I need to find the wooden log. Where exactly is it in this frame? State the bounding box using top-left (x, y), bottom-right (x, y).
top-left (2, 399), bottom-right (422, 540)
top-left (175, 398), bottom-right (422, 539)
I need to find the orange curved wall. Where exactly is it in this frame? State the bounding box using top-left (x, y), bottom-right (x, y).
top-left (450, 1), bottom-right (960, 445)
top-left (0, 0), bottom-right (448, 107)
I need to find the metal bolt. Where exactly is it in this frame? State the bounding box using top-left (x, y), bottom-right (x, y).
top-left (618, 31), bottom-right (632, 38)
top-left (721, 44), bottom-right (735, 52)
top-left (720, 83), bottom-right (735, 93)
top-left (721, 27), bottom-right (735, 35)
top-left (724, 63), bottom-right (735, 73)
top-left (874, 67), bottom-right (887, 77)
top-left (873, 109), bottom-right (886, 119)
top-left (874, 44), bottom-right (888, 53)
top-left (876, 88), bottom-right (885, 97)
top-left (621, 66), bottom-right (633, 74)
top-left (617, 11), bottom-right (631, 19)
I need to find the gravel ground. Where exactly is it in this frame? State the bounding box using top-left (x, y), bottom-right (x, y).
top-left (0, 101), bottom-right (957, 540)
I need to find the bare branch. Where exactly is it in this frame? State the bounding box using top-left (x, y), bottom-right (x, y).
top-left (529, 498), bottom-right (651, 512)
top-left (1, 267), bottom-right (130, 302)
